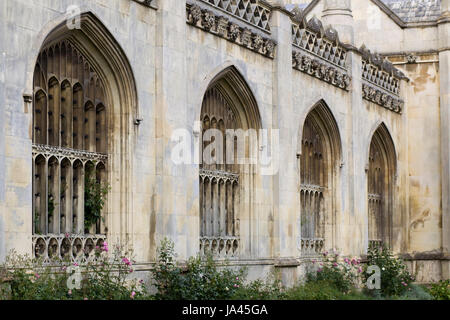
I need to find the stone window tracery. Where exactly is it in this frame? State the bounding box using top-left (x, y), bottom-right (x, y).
top-left (32, 39), bottom-right (108, 262)
top-left (199, 87), bottom-right (240, 258)
top-left (300, 116), bottom-right (325, 255)
top-left (367, 126), bottom-right (395, 249)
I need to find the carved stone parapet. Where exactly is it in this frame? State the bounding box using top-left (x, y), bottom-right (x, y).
top-left (187, 3), bottom-right (275, 58)
top-left (362, 82), bottom-right (404, 114)
top-left (292, 49), bottom-right (351, 91)
top-left (199, 168), bottom-right (239, 183)
top-left (195, 0), bottom-right (271, 33)
top-left (292, 16), bottom-right (348, 69)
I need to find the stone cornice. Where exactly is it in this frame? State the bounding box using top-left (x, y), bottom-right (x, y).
top-left (362, 82), bottom-right (404, 114)
top-left (186, 2), bottom-right (276, 59)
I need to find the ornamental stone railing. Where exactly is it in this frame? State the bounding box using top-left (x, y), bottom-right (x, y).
top-left (197, 0), bottom-right (272, 32)
top-left (291, 15), bottom-right (351, 91)
top-left (33, 234), bottom-right (106, 264)
top-left (32, 143), bottom-right (108, 163)
top-left (199, 168), bottom-right (239, 183)
top-left (200, 236), bottom-right (239, 258)
top-left (300, 238), bottom-right (324, 256)
top-left (186, 1), bottom-right (275, 58)
top-left (360, 45), bottom-right (406, 113)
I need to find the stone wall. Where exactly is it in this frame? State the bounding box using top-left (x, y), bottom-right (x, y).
top-left (0, 0), bottom-right (448, 284)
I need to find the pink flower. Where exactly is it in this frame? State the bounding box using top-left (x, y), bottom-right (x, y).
top-left (351, 258), bottom-right (356, 265)
top-left (333, 262), bottom-right (338, 267)
top-left (131, 291), bottom-right (136, 299)
top-left (312, 259), bottom-right (316, 264)
top-left (358, 267), bottom-right (362, 273)
top-left (129, 268), bottom-right (133, 273)
top-left (317, 268), bottom-right (322, 272)
top-left (68, 290), bottom-right (72, 295)
top-left (122, 258), bottom-right (131, 266)
top-left (139, 279), bottom-right (144, 284)
top-left (73, 262), bottom-right (78, 267)
top-left (102, 241), bottom-right (109, 252)
top-left (236, 277), bottom-right (239, 280)
top-left (34, 273), bottom-right (40, 279)
top-left (65, 233), bottom-right (69, 238)
top-left (401, 281), bottom-right (407, 286)
top-left (61, 266), bottom-right (67, 271)
top-left (84, 297), bottom-right (88, 300)
top-left (344, 258), bottom-right (349, 264)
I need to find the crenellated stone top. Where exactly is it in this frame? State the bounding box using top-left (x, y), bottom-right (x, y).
top-left (360, 44), bottom-right (407, 95)
top-left (186, 1), bottom-right (276, 58)
top-left (291, 12), bottom-right (351, 91)
top-left (360, 44), bottom-right (406, 113)
top-left (196, 0), bottom-right (272, 33)
top-left (292, 14), bottom-right (348, 69)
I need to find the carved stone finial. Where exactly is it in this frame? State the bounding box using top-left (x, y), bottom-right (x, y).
top-left (307, 15), bottom-right (324, 34)
top-left (324, 26), bottom-right (339, 43)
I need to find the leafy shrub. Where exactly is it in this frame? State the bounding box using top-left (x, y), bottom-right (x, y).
top-left (363, 244), bottom-right (414, 297)
top-left (306, 250), bottom-right (362, 293)
top-left (428, 280), bottom-right (450, 300)
top-left (397, 283), bottom-right (433, 300)
top-left (0, 243), bottom-right (145, 300)
top-left (231, 272), bottom-right (285, 300)
top-left (151, 238), bottom-right (244, 300)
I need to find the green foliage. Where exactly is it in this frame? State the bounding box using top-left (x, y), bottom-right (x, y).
top-left (306, 250), bottom-right (362, 293)
top-left (396, 283), bottom-right (433, 300)
top-left (363, 244), bottom-right (414, 297)
top-left (428, 280), bottom-right (450, 300)
top-left (84, 168), bottom-right (110, 232)
top-left (151, 238), bottom-right (245, 300)
top-left (231, 273), bottom-right (285, 300)
top-left (285, 280), bottom-right (369, 300)
top-left (0, 245), bottom-right (145, 300)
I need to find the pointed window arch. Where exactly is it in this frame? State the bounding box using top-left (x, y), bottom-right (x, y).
top-left (31, 13), bottom-right (137, 263)
top-left (199, 66), bottom-right (261, 258)
top-left (299, 101), bottom-right (341, 256)
top-left (367, 124), bottom-right (396, 248)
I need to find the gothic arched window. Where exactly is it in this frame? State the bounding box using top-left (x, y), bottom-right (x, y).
top-left (32, 39), bottom-right (108, 262)
top-left (299, 102), bottom-right (341, 256)
top-left (367, 124), bottom-right (396, 248)
top-left (198, 67), bottom-right (261, 259)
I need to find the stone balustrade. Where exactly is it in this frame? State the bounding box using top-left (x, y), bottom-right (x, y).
top-left (200, 236), bottom-right (239, 258)
top-left (33, 234), bottom-right (106, 264)
top-left (300, 238), bottom-right (324, 256)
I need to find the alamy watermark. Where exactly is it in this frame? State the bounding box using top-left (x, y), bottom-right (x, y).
top-left (170, 122), bottom-right (280, 176)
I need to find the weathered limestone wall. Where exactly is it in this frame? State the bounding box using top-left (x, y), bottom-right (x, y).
top-left (0, 0), bottom-right (447, 284)
top-left (0, 0), bottom-right (158, 263)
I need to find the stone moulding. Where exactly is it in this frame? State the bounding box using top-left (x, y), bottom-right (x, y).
top-left (291, 16), bottom-right (351, 91)
top-left (292, 49), bottom-right (351, 91)
top-left (32, 143), bottom-right (108, 162)
top-left (186, 2), bottom-right (276, 59)
top-left (362, 82), bottom-right (404, 114)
